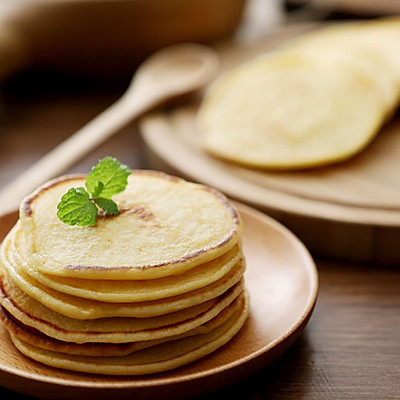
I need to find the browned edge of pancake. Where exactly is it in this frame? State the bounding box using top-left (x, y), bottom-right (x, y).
top-left (19, 170), bottom-right (242, 274)
top-left (0, 292), bottom-right (245, 357)
top-left (0, 272), bottom-right (244, 342)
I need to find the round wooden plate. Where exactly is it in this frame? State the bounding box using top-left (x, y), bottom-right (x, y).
top-left (0, 203), bottom-right (318, 400)
top-left (139, 29), bottom-right (400, 264)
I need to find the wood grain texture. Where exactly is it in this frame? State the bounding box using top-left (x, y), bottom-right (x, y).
top-left (201, 260), bottom-right (400, 400)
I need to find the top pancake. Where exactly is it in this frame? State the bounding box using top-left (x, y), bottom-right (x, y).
top-left (18, 170), bottom-right (242, 279)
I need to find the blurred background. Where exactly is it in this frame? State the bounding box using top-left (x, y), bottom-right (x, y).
top-left (0, 0), bottom-right (399, 187)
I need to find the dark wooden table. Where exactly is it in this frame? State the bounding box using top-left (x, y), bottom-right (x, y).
top-left (0, 68), bottom-right (399, 400)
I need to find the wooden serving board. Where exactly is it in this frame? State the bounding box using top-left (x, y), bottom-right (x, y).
top-left (140, 24), bottom-right (400, 265)
top-left (0, 204), bottom-right (317, 400)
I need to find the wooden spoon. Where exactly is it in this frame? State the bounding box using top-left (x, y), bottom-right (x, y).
top-left (0, 43), bottom-right (219, 217)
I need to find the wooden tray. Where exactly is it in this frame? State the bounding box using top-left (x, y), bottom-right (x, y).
top-left (0, 203), bottom-right (317, 400)
top-left (139, 28), bottom-right (400, 264)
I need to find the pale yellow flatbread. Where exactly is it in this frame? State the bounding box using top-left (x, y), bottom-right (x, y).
top-left (9, 292), bottom-right (249, 375)
top-left (288, 17), bottom-right (400, 86)
top-left (19, 171), bottom-right (242, 279)
top-left (285, 18), bottom-right (400, 117)
top-left (198, 17), bottom-right (400, 170)
top-left (198, 49), bottom-right (386, 170)
top-left (0, 244), bottom-right (245, 319)
top-left (0, 169), bottom-right (249, 375)
top-left (10, 221), bottom-right (242, 302)
top-left (0, 291), bottom-right (242, 357)
top-left (0, 267), bottom-right (243, 343)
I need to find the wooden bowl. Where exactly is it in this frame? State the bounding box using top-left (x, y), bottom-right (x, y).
top-left (0, 0), bottom-right (246, 81)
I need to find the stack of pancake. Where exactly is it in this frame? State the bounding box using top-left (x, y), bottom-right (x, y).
top-left (0, 170), bottom-right (248, 375)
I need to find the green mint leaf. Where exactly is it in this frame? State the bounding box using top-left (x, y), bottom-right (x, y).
top-left (91, 181), bottom-right (104, 198)
top-left (94, 197), bottom-right (119, 216)
top-left (86, 157), bottom-right (131, 199)
top-left (57, 187), bottom-right (98, 226)
top-left (57, 157), bottom-right (131, 226)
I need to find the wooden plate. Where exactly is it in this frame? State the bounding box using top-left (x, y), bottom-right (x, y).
top-left (0, 203), bottom-right (318, 400)
top-left (139, 29), bottom-right (400, 264)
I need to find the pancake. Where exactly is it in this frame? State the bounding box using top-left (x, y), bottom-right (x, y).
top-left (198, 48), bottom-right (386, 170)
top-left (287, 17), bottom-right (400, 87)
top-left (0, 247), bottom-right (245, 319)
top-left (285, 40), bottom-right (398, 119)
top-left (19, 171), bottom-right (242, 279)
top-left (198, 17), bottom-right (400, 170)
top-left (9, 292), bottom-right (249, 375)
top-left (0, 268), bottom-right (244, 343)
top-left (10, 221), bottom-right (243, 302)
top-left (0, 291), bottom-right (243, 357)
top-left (0, 169), bottom-right (249, 375)
top-left (285, 18), bottom-right (400, 118)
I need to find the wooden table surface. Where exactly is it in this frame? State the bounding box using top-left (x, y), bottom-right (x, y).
top-left (0, 41), bottom-right (399, 400)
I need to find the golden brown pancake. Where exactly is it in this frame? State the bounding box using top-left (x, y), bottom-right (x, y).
top-left (19, 171), bottom-right (242, 279)
top-left (0, 268), bottom-right (244, 343)
top-left (0, 247), bottom-right (245, 319)
top-left (9, 292), bottom-right (249, 375)
top-left (10, 221), bottom-right (242, 302)
top-left (0, 291), bottom-right (243, 357)
top-left (0, 169), bottom-right (249, 375)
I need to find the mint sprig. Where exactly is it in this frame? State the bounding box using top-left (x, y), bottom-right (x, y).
top-left (57, 157), bottom-right (131, 226)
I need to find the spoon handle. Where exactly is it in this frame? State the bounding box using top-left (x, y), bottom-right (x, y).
top-left (0, 43), bottom-right (218, 217)
top-left (0, 92), bottom-right (151, 216)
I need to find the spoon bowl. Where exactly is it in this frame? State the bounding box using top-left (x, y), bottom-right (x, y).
top-left (130, 43), bottom-right (219, 101)
top-left (0, 43), bottom-right (219, 217)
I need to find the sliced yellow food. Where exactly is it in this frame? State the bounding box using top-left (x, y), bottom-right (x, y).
top-left (286, 18), bottom-right (400, 117)
top-left (198, 49), bottom-right (387, 169)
